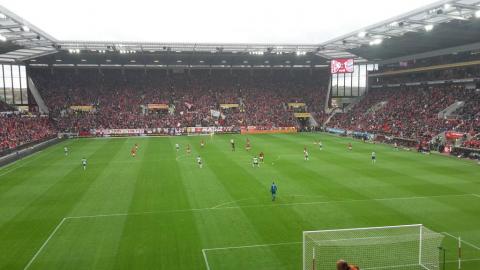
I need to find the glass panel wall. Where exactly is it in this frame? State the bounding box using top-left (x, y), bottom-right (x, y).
top-left (20, 66), bottom-right (28, 103)
top-left (0, 64), bottom-right (29, 105)
top-left (330, 63), bottom-right (376, 97)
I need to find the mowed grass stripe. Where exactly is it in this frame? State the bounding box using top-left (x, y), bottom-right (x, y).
top-left (111, 138), bottom-right (205, 270)
top-left (249, 134), bottom-right (429, 230)
top-left (27, 139), bottom-right (127, 270)
top-left (0, 134), bottom-right (479, 270)
top-left (0, 139), bottom-right (124, 269)
top-left (194, 135), bottom-right (307, 269)
top-left (29, 139), bottom-right (149, 270)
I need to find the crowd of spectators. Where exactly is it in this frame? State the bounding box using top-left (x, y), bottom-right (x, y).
top-left (29, 68), bottom-right (328, 132)
top-left (0, 114), bottom-right (56, 152)
top-left (5, 66), bottom-right (479, 153)
top-left (328, 85), bottom-right (479, 142)
top-left (463, 137), bottom-right (480, 149)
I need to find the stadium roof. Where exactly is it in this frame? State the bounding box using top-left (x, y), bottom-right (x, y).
top-left (0, 5), bottom-right (57, 62)
top-left (1, 0), bottom-right (480, 66)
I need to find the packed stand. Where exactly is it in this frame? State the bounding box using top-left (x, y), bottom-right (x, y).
top-left (0, 114), bottom-right (56, 152)
top-left (328, 85), bottom-right (479, 142)
top-left (29, 69), bottom-right (329, 132)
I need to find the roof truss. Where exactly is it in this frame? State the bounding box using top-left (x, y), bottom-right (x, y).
top-left (1, 0), bottom-right (480, 64)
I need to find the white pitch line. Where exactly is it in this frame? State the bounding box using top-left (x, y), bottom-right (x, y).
top-left (210, 198), bottom-right (253, 209)
top-left (0, 139), bottom-right (69, 177)
top-left (471, 194), bottom-right (480, 198)
top-left (202, 249), bottom-right (211, 270)
top-left (445, 258), bottom-right (480, 263)
top-left (362, 263), bottom-right (420, 270)
top-left (66, 193), bottom-right (475, 220)
top-left (442, 232), bottom-right (480, 251)
top-left (0, 150), bottom-right (46, 177)
top-left (204, 241), bottom-right (302, 252)
top-left (361, 259), bottom-right (480, 270)
top-left (24, 218), bottom-right (67, 270)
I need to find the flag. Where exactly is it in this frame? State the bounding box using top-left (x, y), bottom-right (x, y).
top-left (210, 109), bottom-right (220, 118)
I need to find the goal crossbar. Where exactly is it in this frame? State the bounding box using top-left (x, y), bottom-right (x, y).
top-left (303, 224), bottom-right (424, 234)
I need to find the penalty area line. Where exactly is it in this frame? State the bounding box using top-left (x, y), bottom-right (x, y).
top-left (65, 193), bottom-right (476, 220)
top-left (202, 249), bottom-right (211, 270)
top-left (201, 241), bottom-right (301, 270)
top-left (203, 241), bottom-right (302, 252)
top-left (23, 217), bottom-right (68, 270)
top-left (210, 198), bottom-right (254, 209)
top-left (442, 232), bottom-right (480, 251)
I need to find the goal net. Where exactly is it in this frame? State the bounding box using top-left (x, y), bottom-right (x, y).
top-left (303, 224), bottom-right (444, 270)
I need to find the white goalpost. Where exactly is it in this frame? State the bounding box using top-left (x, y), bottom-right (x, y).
top-left (303, 224), bottom-right (445, 270)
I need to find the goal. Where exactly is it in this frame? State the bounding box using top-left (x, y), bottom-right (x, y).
top-left (303, 224), bottom-right (444, 270)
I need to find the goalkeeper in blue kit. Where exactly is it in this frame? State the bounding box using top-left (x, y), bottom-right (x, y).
top-left (271, 182), bottom-right (277, 201)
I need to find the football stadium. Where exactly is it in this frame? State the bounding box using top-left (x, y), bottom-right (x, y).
top-left (0, 0), bottom-right (480, 269)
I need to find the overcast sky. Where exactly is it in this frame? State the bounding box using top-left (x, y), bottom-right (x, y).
top-left (3, 0), bottom-right (439, 44)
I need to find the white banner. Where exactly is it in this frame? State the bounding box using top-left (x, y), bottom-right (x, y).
top-left (210, 109), bottom-right (221, 118)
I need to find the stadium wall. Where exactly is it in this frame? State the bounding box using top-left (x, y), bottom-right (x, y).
top-left (0, 136), bottom-right (64, 168)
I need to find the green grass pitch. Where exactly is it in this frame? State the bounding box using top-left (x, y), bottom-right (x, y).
top-left (0, 133), bottom-right (479, 270)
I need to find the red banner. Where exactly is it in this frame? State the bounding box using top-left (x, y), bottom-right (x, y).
top-left (331, 58), bottom-right (354, 74)
top-left (445, 131), bottom-right (464, 140)
top-left (240, 126), bottom-right (297, 135)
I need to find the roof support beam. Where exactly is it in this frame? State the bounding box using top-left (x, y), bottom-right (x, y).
top-left (379, 41), bottom-right (480, 65)
top-left (451, 3), bottom-right (480, 10)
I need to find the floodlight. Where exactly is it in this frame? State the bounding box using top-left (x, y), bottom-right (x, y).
top-left (369, 38), bottom-right (383, 46)
top-left (476, 10), bottom-right (480, 18)
top-left (425, 24), bottom-right (434, 31)
top-left (0, 34), bottom-right (7, 42)
top-left (444, 3), bottom-right (451, 9)
top-left (357, 31), bottom-right (367, 38)
top-left (21, 25), bottom-right (30, 32)
top-left (389, 21), bottom-right (399, 27)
